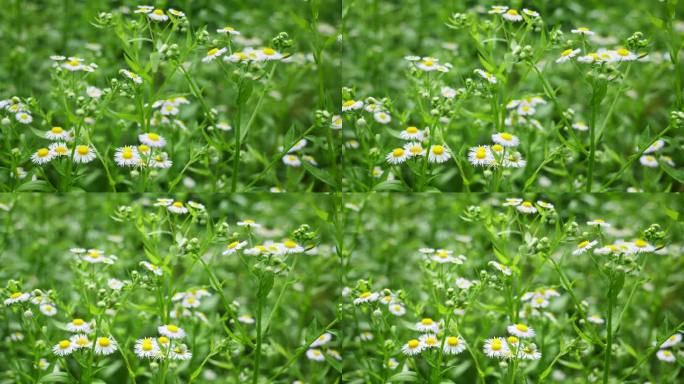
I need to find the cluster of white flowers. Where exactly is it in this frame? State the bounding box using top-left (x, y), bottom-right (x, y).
top-left (134, 324), bottom-right (192, 361)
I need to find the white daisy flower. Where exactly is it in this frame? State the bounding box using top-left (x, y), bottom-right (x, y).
top-left (141, 261), bottom-right (163, 276)
top-left (656, 349), bottom-right (676, 363)
top-left (47, 143), bottom-right (69, 158)
top-left (107, 278), bottom-right (124, 290)
top-left (139, 133), bottom-right (166, 148)
top-left (386, 357), bottom-right (399, 370)
top-left (661, 333), bottom-right (682, 348)
top-left (556, 48), bottom-right (581, 63)
top-left (62, 58), bottom-right (84, 71)
top-left (168, 8), bottom-right (185, 18)
top-left (72, 145), bottom-right (96, 164)
top-left (16, 112), bottom-right (33, 124)
top-left (587, 314), bottom-right (605, 325)
top-left (573, 240), bottom-right (598, 255)
top-left (507, 323), bottom-right (535, 338)
top-left (518, 343), bottom-right (542, 360)
top-left (159, 324), bottom-right (185, 339)
top-left (353, 291), bottom-right (379, 305)
top-left (530, 294), bottom-right (549, 308)
top-left (150, 153), bottom-right (173, 169)
top-left (428, 145), bottom-right (450, 163)
top-left (45, 127), bottom-right (71, 141)
top-left (238, 315), bottom-right (255, 324)
top-left (502, 9), bottom-right (523, 22)
top-left (388, 302), bottom-right (406, 316)
top-left (503, 152), bottom-right (526, 168)
top-left (386, 148), bottom-right (409, 165)
top-left (400, 126), bottom-right (424, 141)
top-left (223, 240), bottom-right (248, 255)
top-left (516, 201), bottom-right (537, 214)
top-left (468, 146), bottom-right (495, 167)
top-left (95, 336), bottom-right (117, 355)
top-left (443, 336), bottom-right (467, 355)
top-left (402, 339), bottom-right (424, 356)
top-left (342, 100), bottom-right (363, 112)
top-left (416, 58), bottom-right (440, 72)
top-left (148, 9), bottom-right (168, 22)
top-left (66, 318), bottom-right (91, 333)
top-left (415, 318), bottom-right (440, 333)
top-left (475, 69), bottom-right (497, 84)
top-left (522, 8), bottom-right (539, 17)
top-left (217, 26), bottom-right (240, 35)
top-left (306, 348), bottom-right (325, 361)
top-left (170, 344), bottom-right (192, 360)
top-left (587, 219), bottom-right (610, 227)
top-left (536, 200), bottom-right (554, 210)
top-left (53, 339), bottom-right (75, 356)
top-left (441, 86), bottom-right (457, 99)
top-left (257, 47), bottom-right (283, 61)
top-left (492, 132), bottom-right (519, 147)
top-left (202, 47), bottom-right (227, 62)
top-left (503, 198), bottom-right (523, 206)
top-left (374, 111), bottom-right (391, 124)
top-left (644, 139), bottom-right (665, 154)
top-left (31, 148), bottom-right (54, 164)
top-left (572, 27), bottom-right (595, 36)
top-left (455, 277), bottom-right (474, 290)
top-left (35, 358), bottom-right (50, 370)
top-left (419, 334), bottom-right (440, 349)
top-left (167, 201), bottom-right (188, 214)
top-left (489, 6), bottom-right (508, 14)
top-left (483, 337), bottom-right (510, 358)
top-left (639, 155), bottom-right (658, 168)
top-left (114, 146), bottom-right (141, 167)
top-left (310, 333), bottom-right (332, 348)
top-left (120, 69), bottom-right (143, 84)
top-left (489, 261), bottom-right (512, 276)
top-left (160, 102), bottom-right (179, 116)
top-left (4, 292), bottom-right (29, 305)
top-left (331, 115), bottom-right (342, 130)
top-left (631, 239), bottom-right (655, 253)
top-left (572, 122), bottom-right (589, 131)
top-left (282, 154), bottom-right (301, 167)
top-left (134, 5), bottom-right (154, 13)
top-left (281, 240), bottom-right (304, 254)
top-left (40, 303), bottom-right (57, 316)
top-left (403, 142), bottom-right (426, 158)
top-left (372, 166), bottom-right (384, 178)
top-left (613, 48), bottom-right (638, 62)
top-left (134, 338), bottom-right (160, 359)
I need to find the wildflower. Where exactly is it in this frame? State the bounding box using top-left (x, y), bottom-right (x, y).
top-left (416, 57), bottom-right (445, 72)
top-left (660, 156), bottom-right (675, 167)
top-left (148, 9), bottom-right (168, 22)
top-left (258, 47), bottom-right (283, 61)
top-left (443, 336), bottom-right (467, 355)
top-left (311, 333), bottom-right (332, 348)
top-left (503, 9), bottom-right (523, 22)
top-left (237, 219), bottom-right (260, 228)
top-left (223, 240), bottom-right (247, 255)
top-left (66, 318), bottom-right (92, 333)
top-left (516, 201), bottom-right (537, 214)
top-left (503, 152), bottom-right (526, 168)
top-left (331, 115), bottom-right (342, 130)
top-left (441, 86), bottom-right (457, 99)
top-left (537, 200), bottom-right (554, 210)
top-left (5, 292), bottom-right (30, 305)
top-left (639, 155), bottom-right (658, 168)
top-left (389, 303), bottom-right (406, 316)
top-left (455, 277), bottom-right (474, 290)
top-left (306, 348), bottom-right (325, 361)
top-left (419, 334), bottom-right (440, 349)
top-left (530, 295), bottom-right (549, 308)
top-left (71, 334), bottom-right (92, 349)
top-left (170, 344), bottom-right (192, 360)
top-left (53, 339), bottom-right (75, 356)
top-left (572, 27), bottom-right (594, 36)
top-left (416, 318), bottom-right (440, 333)
top-left (386, 148), bottom-right (409, 165)
top-left (62, 58), bottom-right (84, 71)
top-left (40, 303), bottom-right (57, 316)
top-left (507, 323), bottom-right (535, 338)
top-left (282, 240), bottom-right (304, 253)
top-left (631, 239), bottom-right (655, 253)
top-left (644, 139), bottom-right (665, 154)
top-left (238, 315), bottom-right (255, 324)
top-left (522, 8), bottom-right (540, 18)
top-left (573, 240), bottom-right (598, 255)
top-left (95, 336), bottom-right (118, 355)
top-left (614, 48), bottom-right (637, 62)
top-left (114, 146), bottom-right (141, 167)
top-left (656, 349), bottom-right (676, 363)
top-left (16, 112), bottom-right (33, 124)
top-left (168, 9), bottom-right (186, 18)
top-left (108, 279), bottom-right (124, 290)
top-left (474, 69), bottom-right (497, 84)
top-left (386, 358), bottom-right (399, 370)
top-left (492, 132), bottom-right (520, 147)
top-left (504, 198), bottom-right (523, 206)
top-left (353, 291), bottom-right (379, 305)
top-left (342, 99), bottom-right (363, 112)
top-left (134, 5), bottom-right (154, 14)
top-left (428, 145), bottom-right (450, 163)
top-left (135, 338), bottom-right (160, 359)
top-left (202, 47), bottom-right (227, 62)
top-left (45, 127), bottom-right (71, 141)
top-left (518, 343), bottom-right (542, 360)
top-left (587, 219), bottom-right (610, 227)
top-left (167, 201), bottom-right (188, 214)
top-left (402, 339), bottom-right (424, 356)
top-left (661, 334), bottom-right (682, 348)
top-left (31, 148), bottom-right (54, 165)
top-left (372, 166), bottom-right (384, 178)
top-left (556, 48), bottom-right (581, 63)
top-left (468, 146), bottom-right (495, 166)
top-left (404, 142), bottom-right (426, 158)
top-left (141, 261), bottom-right (163, 276)
top-left (489, 261), bottom-right (512, 276)
top-left (374, 111), bottom-right (391, 124)
top-left (35, 358), bottom-right (50, 370)
top-left (484, 337), bottom-right (510, 358)
top-left (217, 26), bottom-right (240, 35)
top-left (73, 145), bottom-right (96, 164)
top-left (216, 121), bottom-right (232, 131)
top-left (150, 153), bottom-right (173, 169)
top-left (489, 6), bottom-right (508, 14)
top-left (158, 324), bottom-right (185, 339)
top-left (282, 154), bottom-right (301, 167)
top-left (119, 69), bottom-right (143, 84)
top-left (572, 122), bottom-right (589, 131)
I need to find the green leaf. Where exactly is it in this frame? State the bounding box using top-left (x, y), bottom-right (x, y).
top-left (661, 163), bottom-right (684, 184)
top-left (302, 161), bottom-right (337, 188)
top-left (16, 180), bottom-right (54, 192)
top-left (37, 373), bottom-right (69, 383)
top-left (150, 52), bottom-right (161, 73)
top-left (258, 272), bottom-right (275, 299)
top-left (387, 372), bottom-right (419, 382)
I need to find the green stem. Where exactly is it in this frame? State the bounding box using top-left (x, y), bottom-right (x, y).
top-left (252, 292), bottom-right (264, 384)
top-left (587, 86), bottom-right (598, 192)
top-left (603, 276), bottom-right (614, 384)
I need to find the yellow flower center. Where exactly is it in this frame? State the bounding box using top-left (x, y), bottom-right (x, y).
top-left (507, 9), bottom-right (519, 16)
top-left (51, 127), bottom-right (63, 133)
top-left (98, 337), bottom-right (110, 347)
top-left (562, 49), bottom-right (574, 56)
top-left (422, 60), bottom-right (434, 67)
top-left (228, 241), bottom-right (240, 249)
top-left (522, 201), bottom-right (532, 207)
top-left (37, 148), bottom-right (50, 157)
top-left (223, 26), bottom-right (234, 31)
top-left (406, 126), bottom-right (418, 133)
top-left (167, 325), bottom-right (179, 332)
top-left (10, 292), bottom-right (22, 299)
top-left (138, 144), bottom-right (150, 153)
top-left (409, 145), bottom-right (423, 154)
top-left (284, 240), bottom-right (297, 248)
top-left (500, 133), bottom-right (513, 141)
top-left (207, 48), bottom-right (219, 56)
top-left (72, 319), bottom-right (85, 326)
top-left (359, 291), bottom-right (371, 299)
top-left (142, 339), bottom-right (154, 351)
top-left (343, 100), bottom-right (356, 107)
top-left (432, 145), bottom-right (444, 155)
top-left (158, 336), bottom-right (169, 344)
top-left (66, 60), bottom-right (80, 67)
top-left (447, 336), bottom-right (459, 346)
top-left (421, 318), bottom-right (433, 325)
top-left (122, 149), bottom-right (133, 159)
top-left (491, 339), bottom-right (502, 350)
top-left (507, 336), bottom-right (519, 344)
top-left (153, 9), bottom-right (164, 15)
top-left (616, 49), bottom-right (630, 57)
top-left (172, 201), bottom-right (183, 208)
top-left (77, 145), bottom-right (89, 155)
top-left (55, 146), bottom-right (68, 155)
top-left (262, 48), bottom-right (276, 56)
top-left (578, 240), bottom-right (590, 248)
top-left (59, 340), bottom-right (71, 349)
top-left (148, 133), bottom-right (160, 141)
top-left (408, 339), bottom-right (420, 348)
top-left (392, 148), bottom-right (405, 157)
top-left (475, 148), bottom-right (487, 159)
top-left (76, 337), bottom-right (89, 346)
top-left (634, 239), bottom-right (647, 248)
top-left (515, 324), bottom-right (528, 332)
